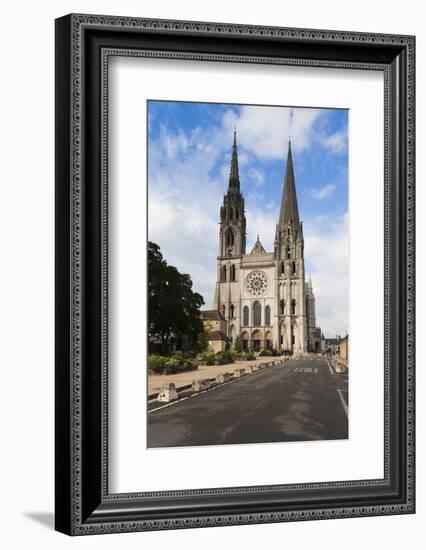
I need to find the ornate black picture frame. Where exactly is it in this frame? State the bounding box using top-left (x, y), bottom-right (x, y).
top-left (55, 14), bottom-right (415, 535)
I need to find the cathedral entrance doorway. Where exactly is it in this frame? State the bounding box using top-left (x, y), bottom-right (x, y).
top-left (252, 330), bottom-right (262, 352)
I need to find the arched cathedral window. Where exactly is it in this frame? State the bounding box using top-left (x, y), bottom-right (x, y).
top-left (280, 261), bottom-right (285, 275)
top-left (222, 304), bottom-right (226, 318)
top-left (280, 299), bottom-right (285, 315)
top-left (291, 299), bottom-right (296, 315)
top-left (221, 265), bottom-right (227, 282)
top-left (265, 305), bottom-right (271, 326)
top-left (226, 229), bottom-right (234, 247)
top-left (292, 261), bottom-right (296, 275)
top-left (243, 306), bottom-right (249, 326)
top-left (231, 264), bottom-right (236, 282)
top-left (287, 246), bottom-right (291, 259)
top-left (253, 302), bottom-right (261, 327)
top-left (230, 304), bottom-right (235, 319)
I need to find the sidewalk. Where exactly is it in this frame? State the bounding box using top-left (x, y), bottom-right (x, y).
top-left (148, 356), bottom-right (284, 395)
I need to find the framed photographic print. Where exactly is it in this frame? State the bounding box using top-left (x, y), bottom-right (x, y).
top-left (55, 14), bottom-right (415, 535)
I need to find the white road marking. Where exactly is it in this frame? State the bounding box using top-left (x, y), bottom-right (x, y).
top-left (148, 400), bottom-right (182, 413)
top-left (337, 389), bottom-right (349, 418)
top-left (328, 361), bottom-right (334, 377)
top-left (293, 366), bottom-right (318, 374)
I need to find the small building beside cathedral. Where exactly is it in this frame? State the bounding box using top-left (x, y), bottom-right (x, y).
top-left (210, 131), bottom-right (324, 354)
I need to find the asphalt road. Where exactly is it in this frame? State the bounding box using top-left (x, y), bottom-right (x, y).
top-left (147, 356), bottom-right (348, 448)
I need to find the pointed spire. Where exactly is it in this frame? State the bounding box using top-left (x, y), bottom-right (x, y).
top-left (250, 235), bottom-right (266, 255)
top-left (278, 141), bottom-right (300, 229)
top-left (228, 128), bottom-right (240, 191)
top-left (307, 274), bottom-right (314, 294)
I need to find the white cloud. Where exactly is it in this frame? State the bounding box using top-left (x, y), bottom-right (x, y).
top-left (160, 125), bottom-right (190, 159)
top-left (245, 207), bottom-right (276, 253)
top-left (222, 106), bottom-right (324, 159)
top-left (322, 130), bottom-right (347, 154)
top-left (308, 183), bottom-right (336, 200)
top-left (304, 213), bottom-right (349, 337)
top-left (248, 167), bottom-right (265, 186)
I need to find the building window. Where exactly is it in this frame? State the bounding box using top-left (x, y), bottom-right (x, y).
top-left (230, 304), bottom-right (235, 319)
top-left (226, 228), bottom-right (234, 247)
top-left (222, 304), bottom-right (226, 318)
top-left (292, 261), bottom-right (296, 275)
top-left (291, 299), bottom-right (296, 315)
top-left (253, 301), bottom-right (261, 326)
top-left (236, 209), bottom-right (239, 220)
top-left (280, 261), bottom-right (284, 275)
top-left (243, 306), bottom-right (249, 326)
top-left (221, 265), bottom-right (227, 282)
top-left (265, 305), bottom-right (271, 326)
top-left (229, 207), bottom-right (233, 220)
top-left (280, 299), bottom-right (285, 315)
top-left (280, 335), bottom-right (283, 346)
top-left (287, 246), bottom-right (291, 259)
top-left (231, 264), bottom-right (236, 282)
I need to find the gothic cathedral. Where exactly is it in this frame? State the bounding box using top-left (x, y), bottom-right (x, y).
top-left (213, 131), bottom-right (322, 353)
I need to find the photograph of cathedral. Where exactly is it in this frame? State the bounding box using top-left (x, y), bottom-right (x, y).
top-left (147, 100), bottom-right (349, 448)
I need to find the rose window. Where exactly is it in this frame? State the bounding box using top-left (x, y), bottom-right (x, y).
top-left (245, 271), bottom-right (269, 297)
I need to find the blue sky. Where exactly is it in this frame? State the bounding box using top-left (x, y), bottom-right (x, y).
top-left (147, 101), bottom-right (349, 337)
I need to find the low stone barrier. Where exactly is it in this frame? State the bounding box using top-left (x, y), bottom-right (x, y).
top-left (233, 368), bottom-right (246, 378)
top-left (331, 356), bottom-right (348, 374)
top-left (192, 378), bottom-right (211, 391)
top-left (157, 383), bottom-right (178, 403)
top-left (216, 372), bottom-right (232, 383)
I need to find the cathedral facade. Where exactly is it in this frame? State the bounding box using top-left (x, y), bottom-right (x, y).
top-left (212, 131), bottom-right (322, 353)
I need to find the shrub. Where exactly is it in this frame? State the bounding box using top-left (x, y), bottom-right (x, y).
top-left (259, 348), bottom-right (272, 356)
top-left (148, 354), bottom-right (198, 374)
top-left (163, 359), bottom-right (181, 374)
top-left (199, 352), bottom-right (216, 365)
top-left (246, 352), bottom-right (256, 361)
top-left (148, 354), bottom-right (168, 374)
top-left (216, 350), bottom-right (235, 364)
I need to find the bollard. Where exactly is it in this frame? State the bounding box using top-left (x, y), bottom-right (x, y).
top-left (157, 383), bottom-right (178, 403)
top-left (192, 378), bottom-right (211, 392)
top-left (216, 372), bottom-right (232, 383)
top-left (233, 368), bottom-right (246, 378)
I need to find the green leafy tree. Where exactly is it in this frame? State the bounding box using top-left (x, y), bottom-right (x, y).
top-left (148, 242), bottom-right (205, 354)
top-left (233, 335), bottom-right (243, 353)
top-left (194, 322), bottom-right (211, 354)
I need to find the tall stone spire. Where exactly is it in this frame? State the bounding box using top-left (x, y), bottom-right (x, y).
top-left (228, 128), bottom-right (240, 191)
top-left (278, 141), bottom-right (300, 229)
top-left (217, 130), bottom-right (246, 259)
